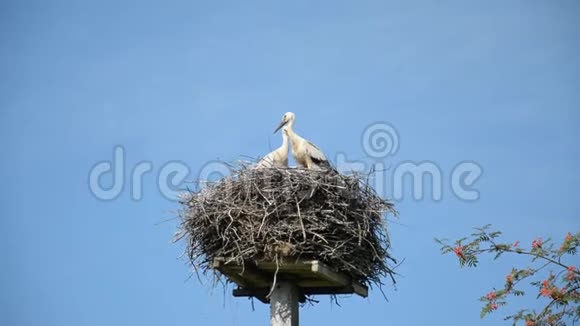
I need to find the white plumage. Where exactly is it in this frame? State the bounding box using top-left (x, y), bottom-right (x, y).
top-left (274, 112), bottom-right (332, 170)
top-left (255, 127), bottom-right (290, 168)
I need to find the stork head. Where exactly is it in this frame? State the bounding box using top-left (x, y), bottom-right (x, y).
top-left (274, 112), bottom-right (295, 133)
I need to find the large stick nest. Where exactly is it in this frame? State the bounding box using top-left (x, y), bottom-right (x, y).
top-left (177, 166), bottom-right (398, 289)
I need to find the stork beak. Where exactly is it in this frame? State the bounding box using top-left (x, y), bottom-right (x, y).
top-left (273, 120), bottom-right (288, 134)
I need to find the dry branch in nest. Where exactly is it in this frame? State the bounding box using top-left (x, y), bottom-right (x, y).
top-left (176, 165), bottom-right (398, 291)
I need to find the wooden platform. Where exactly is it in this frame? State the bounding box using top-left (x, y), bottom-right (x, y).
top-left (213, 258), bottom-right (368, 303)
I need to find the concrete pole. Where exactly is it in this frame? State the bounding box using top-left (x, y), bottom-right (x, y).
top-left (270, 281), bottom-right (299, 326)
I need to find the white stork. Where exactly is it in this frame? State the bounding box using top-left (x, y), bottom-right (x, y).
top-left (273, 112), bottom-right (333, 170)
top-left (255, 127), bottom-right (290, 168)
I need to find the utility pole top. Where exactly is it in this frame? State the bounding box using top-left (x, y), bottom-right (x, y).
top-left (270, 282), bottom-right (299, 326)
top-left (213, 258), bottom-right (369, 326)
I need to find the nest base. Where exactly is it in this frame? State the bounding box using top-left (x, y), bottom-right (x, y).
top-left (213, 258), bottom-right (368, 304)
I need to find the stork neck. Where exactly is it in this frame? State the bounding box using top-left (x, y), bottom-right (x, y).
top-left (281, 132), bottom-right (289, 148)
top-left (285, 123), bottom-right (300, 141)
top-left (285, 118), bottom-right (299, 135)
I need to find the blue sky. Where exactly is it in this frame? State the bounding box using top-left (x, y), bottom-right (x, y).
top-left (1, 1), bottom-right (579, 325)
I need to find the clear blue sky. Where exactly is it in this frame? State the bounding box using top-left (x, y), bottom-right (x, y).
top-left (1, 1), bottom-right (579, 325)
